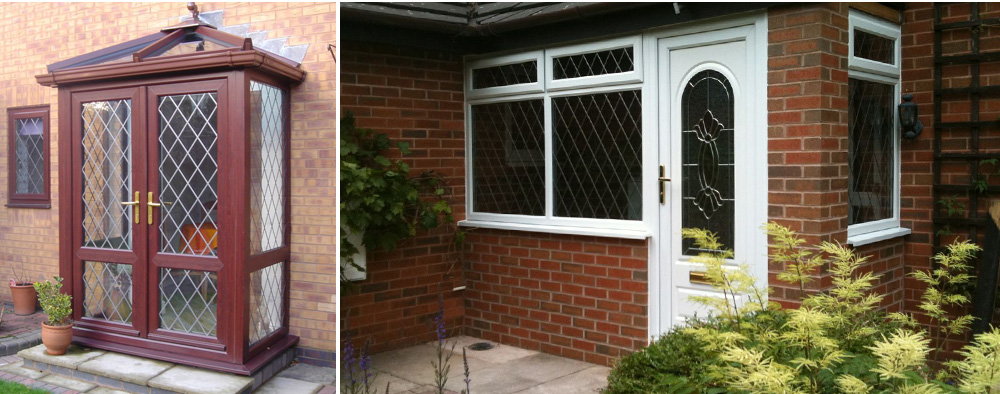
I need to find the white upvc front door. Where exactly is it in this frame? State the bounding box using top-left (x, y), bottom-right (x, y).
top-left (649, 19), bottom-right (768, 334)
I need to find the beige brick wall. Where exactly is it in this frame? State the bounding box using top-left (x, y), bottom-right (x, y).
top-left (0, 2), bottom-right (335, 354)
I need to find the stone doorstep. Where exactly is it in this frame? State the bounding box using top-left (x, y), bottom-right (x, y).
top-left (16, 344), bottom-right (298, 394)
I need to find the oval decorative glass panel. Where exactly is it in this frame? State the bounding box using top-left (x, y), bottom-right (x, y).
top-left (681, 69), bottom-right (735, 255)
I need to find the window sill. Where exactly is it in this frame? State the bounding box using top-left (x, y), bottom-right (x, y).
top-left (846, 227), bottom-right (911, 247)
top-left (6, 202), bottom-right (51, 209)
top-left (458, 220), bottom-right (652, 240)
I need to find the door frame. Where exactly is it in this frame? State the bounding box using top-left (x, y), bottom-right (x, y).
top-left (59, 70), bottom-right (244, 367)
top-left (643, 12), bottom-right (768, 338)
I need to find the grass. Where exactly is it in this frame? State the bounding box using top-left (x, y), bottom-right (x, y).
top-left (0, 379), bottom-right (51, 394)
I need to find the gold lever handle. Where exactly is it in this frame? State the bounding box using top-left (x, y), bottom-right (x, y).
top-left (121, 191), bottom-right (140, 224)
top-left (659, 165), bottom-right (671, 204)
top-left (147, 192), bottom-right (161, 225)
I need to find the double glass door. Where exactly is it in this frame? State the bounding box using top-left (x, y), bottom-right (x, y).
top-left (72, 80), bottom-right (229, 351)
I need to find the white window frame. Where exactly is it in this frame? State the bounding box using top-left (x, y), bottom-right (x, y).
top-left (463, 35), bottom-right (651, 238)
top-left (846, 10), bottom-right (909, 245)
top-left (545, 35), bottom-right (643, 91)
top-left (466, 51), bottom-right (544, 100)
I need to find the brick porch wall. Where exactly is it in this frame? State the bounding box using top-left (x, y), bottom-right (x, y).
top-left (339, 42), bottom-right (467, 355)
top-left (767, 3), bottom-right (907, 311)
top-left (0, 2), bottom-right (335, 357)
top-left (900, 2), bottom-right (1000, 354)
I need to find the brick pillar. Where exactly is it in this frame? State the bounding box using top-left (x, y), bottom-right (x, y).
top-left (767, 3), bottom-right (851, 306)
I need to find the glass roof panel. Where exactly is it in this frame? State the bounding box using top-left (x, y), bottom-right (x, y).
top-left (147, 34), bottom-right (235, 59)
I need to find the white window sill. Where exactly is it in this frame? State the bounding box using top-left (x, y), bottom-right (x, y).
top-left (458, 220), bottom-right (652, 240)
top-left (846, 227), bottom-right (911, 247)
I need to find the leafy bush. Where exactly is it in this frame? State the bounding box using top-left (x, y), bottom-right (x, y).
top-left (606, 223), bottom-right (1000, 394)
top-left (339, 113), bottom-right (453, 285)
top-left (34, 276), bottom-right (71, 326)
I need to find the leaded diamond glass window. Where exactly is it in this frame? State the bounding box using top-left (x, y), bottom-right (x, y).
top-left (249, 262), bottom-right (284, 345)
top-left (553, 90), bottom-right (642, 220)
top-left (681, 70), bottom-right (734, 255)
top-left (848, 78), bottom-right (895, 225)
top-left (553, 47), bottom-right (634, 80)
top-left (82, 100), bottom-right (132, 250)
top-left (472, 61), bottom-right (537, 89)
top-left (471, 100), bottom-right (545, 216)
top-left (159, 268), bottom-right (218, 337)
top-left (250, 82), bottom-right (286, 254)
top-left (854, 30), bottom-right (894, 65)
top-left (158, 93), bottom-right (219, 256)
top-left (14, 117), bottom-right (45, 195)
top-left (83, 262), bottom-right (133, 324)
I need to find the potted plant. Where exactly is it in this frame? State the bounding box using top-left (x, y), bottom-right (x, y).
top-left (9, 263), bottom-right (36, 315)
top-left (34, 277), bottom-right (72, 355)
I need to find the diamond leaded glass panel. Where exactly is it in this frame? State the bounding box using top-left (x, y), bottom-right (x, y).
top-left (471, 100), bottom-right (546, 216)
top-left (472, 61), bottom-right (537, 89)
top-left (553, 47), bottom-right (635, 80)
top-left (250, 82), bottom-right (286, 255)
top-left (848, 78), bottom-right (895, 225)
top-left (159, 268), bottom-right (218, 336)
top-left (14, 117), bottom-right (45, 195)
top-left (552, 90), bottom-right (642, 220)
top-left (249, 262), bottom-right (284, 345)
top-left (83, 262), bottom-right (133, 324)
top-left (854, 30), bottom-right (894, 65)
top-left (157, 93), bottom-right (219, 256)
top-left (82, 100), bottom-right (132, 250)
top-left (681, 70), bottom-right (735, 255)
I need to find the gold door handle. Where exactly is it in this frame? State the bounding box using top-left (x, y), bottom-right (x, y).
top-left (121, 191), bottom-right (140, 224)
top-left (659, 165), bottom-right (671, 204)
top-left (147, 192), bottom-right (161, 225)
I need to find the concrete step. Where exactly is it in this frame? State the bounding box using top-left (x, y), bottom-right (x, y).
top-left (16, 344), bottom-right (302, 394)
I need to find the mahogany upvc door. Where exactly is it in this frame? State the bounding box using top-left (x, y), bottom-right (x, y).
top-left (69, 77), bottom-right (237, 366)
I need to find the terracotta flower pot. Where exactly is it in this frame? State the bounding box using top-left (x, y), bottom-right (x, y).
top-left (40, 322), bottom-right (73, 355)
top-left (9, 283), bottom-right (37, 315)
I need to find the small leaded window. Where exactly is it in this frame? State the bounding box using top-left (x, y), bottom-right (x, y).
top-left (7, 105), bottom-right (50, 208)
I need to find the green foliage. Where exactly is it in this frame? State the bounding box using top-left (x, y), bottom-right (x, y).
top-left (0, 379), bottom-right (51, 394)
top-left (340, 113), bottom-right (454, 285)
top-left (912, 240), bottom-right (980, 364)
top-left (607, 223), bottom-right (988, 394)
top-left (937, 195), bottom-right (967, 218)
top-left (33, 276), bottom-right (71, 326)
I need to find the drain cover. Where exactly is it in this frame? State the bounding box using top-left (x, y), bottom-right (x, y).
top-left (468, 342), bottom-right (494, 351)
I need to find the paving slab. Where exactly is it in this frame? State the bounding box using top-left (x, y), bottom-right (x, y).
top-left (275, 363), bottom-right (335, 384)
top-left (79, 352), bottom-right (173, 385)
top-left (371, 342), bottom-right (494, 385)
top-left (253, 376), bottom-right (323, 394)
top-left (18, 345), bottom-right (105, 369)
top-left (40, 374), bottom-right (97, 392)
top-left (444, 336), bottom-right (537, 365)
top-left (148, 365), bottom-right (254, 394)
top-left (0, 361), bottom-right (48, 379)
top-left (512, 365), bottom-right (611, 394)
top-left (343, 371), bottom-right (420, 393)
top-left (86, 388), bottom-right (132, 394)
top-left (443, 353), bottom-right (593, 394)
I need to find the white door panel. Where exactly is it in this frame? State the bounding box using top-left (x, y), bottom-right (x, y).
top-left (657, 27), bottom-right (764, 330)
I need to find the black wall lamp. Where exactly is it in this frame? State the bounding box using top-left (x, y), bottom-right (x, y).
top-left (899, 93), bottom-right (923, 139)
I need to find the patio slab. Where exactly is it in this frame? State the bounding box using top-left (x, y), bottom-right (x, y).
top-left (79, 352), bottom-right (174, 385)
top-left (275, 363), bottom-right (335, 384)
top-left (253, 376), bottom-right (324, 394)
top-left (148, 365), bottom-right (255, 394)
top-left (40, 373), bottom-right (98, 392)
top-left (18, 344), bottom-right (105, 369)
top-left (357, 336), bottom-right (608, 394)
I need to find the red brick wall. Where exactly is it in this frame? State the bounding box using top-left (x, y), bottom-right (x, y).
top-left (339, 42), bottom-right (467, 354)
top-left (0, 2), bottom-right (335, 357)
top-left (900, 2), bottom-right (1000, 354)
top-left (463, 230), bottom-right (648, 367)
top-left (766, 3), bottom-right (907, 311)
